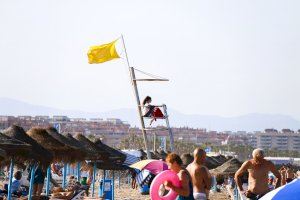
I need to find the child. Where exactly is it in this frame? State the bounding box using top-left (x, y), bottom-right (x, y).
top-left (66, 176), bottom-right (78, 191)
top-left (11, 171), bottom-right (23, 196)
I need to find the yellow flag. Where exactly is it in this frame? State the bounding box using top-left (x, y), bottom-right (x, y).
top-left (87, 40), bottom-right (120, 64)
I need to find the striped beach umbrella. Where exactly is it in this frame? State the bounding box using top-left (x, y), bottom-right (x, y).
top-left (260, 178), bottom-right (300, 200)
top-left (122, 151), bottom-right (140, 166)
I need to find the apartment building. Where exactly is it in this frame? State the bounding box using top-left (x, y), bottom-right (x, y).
top-left (53, 116), bottom-right (70, 122)
top-left (35, 116), bottom-right (50, 121)
top-left (256, 129), bottom-right (300, 151)
top-left (107, 118), bottom-right (123, 125)
top-left (0, 115), bottom-right (130, 147)
top-left (248, 134), bottom-right (257, 148)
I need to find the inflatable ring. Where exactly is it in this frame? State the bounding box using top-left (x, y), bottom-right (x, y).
top-left (150, 170), bottom-right (181, 200)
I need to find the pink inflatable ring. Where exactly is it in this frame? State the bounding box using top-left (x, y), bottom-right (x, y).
top-left (150, 170), bottom-right (181, 200)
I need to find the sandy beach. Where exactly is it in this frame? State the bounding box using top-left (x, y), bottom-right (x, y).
top-left (114, 183), bottom-right (231, 200)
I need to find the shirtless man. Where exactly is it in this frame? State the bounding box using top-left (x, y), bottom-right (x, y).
top-left (234, 149), bottom-right (281, 199)
top-left (186, 148), bottom-right (211, 200)
top-left (279, 166), bottom-right (287, 185)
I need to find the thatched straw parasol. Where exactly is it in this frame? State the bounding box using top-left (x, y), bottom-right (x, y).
top-left (91, 140), bottom-right (129, 170)
top-left (74, 134), bottom-right (107, 161)
top-left (0, 132), bottom-right (31, 158)
top-left (94, 139), bottom-right (126, 164)
top-left (211, 155), bottom-right (228, 164)
top-left (152, 152), bottom-right (161, 159)
top-left (27, 127), bottom-right (74, 162)
top-left (156, 149), bottom-right (167, 160)
top-left (226, 155), bottom-right (233, 160)
top-left (0, 148), bottom-right (6, 161)
top-left (0, 132), bottom-right (32, 168)
top-left (181, 153), bottom-right (193, 168)
top-left (64, 133), bottom-right (99, 160)
top-left (3, 125), bottom-right (53, 166)
top-left (204, 156), bottom-right (224, 169)
top-left (46, 127), bottom-right (86, 162)
top-left (210, 158), bottom-right (242, 176)
top-left (94, 162), bottom-right (129, 170)
top-left (139, 149), bottom-right (147, 160)
top-left (154, 151), bottom-right (163, 160)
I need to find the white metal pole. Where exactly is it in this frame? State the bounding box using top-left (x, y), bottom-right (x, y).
top-left (28, 163), bottom-right (36, 200)
top-left (91, 162), bottom-right (96, 197)
top-left (112, 171), bottom-right (115, 200)
top-left (7, 159), bottom-right (14, 200)
top-left (163, 104), bottom-right (175, 152)
top-left (153, 132), bottom-right (156, 152)
top-left (62, 164), bottom-right (67, 189)
top-left (46, 166), bottom-right (51, 196)
top-left (120, 35), bottom-right (151, 159)
top-left (118, 171), bottom-right (120, 189)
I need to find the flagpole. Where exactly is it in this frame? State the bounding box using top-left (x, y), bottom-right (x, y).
top-left (120, 35), bottom-right (152, 159)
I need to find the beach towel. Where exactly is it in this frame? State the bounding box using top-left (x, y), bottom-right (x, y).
top-left (136, 170), bottom-right (155, 187)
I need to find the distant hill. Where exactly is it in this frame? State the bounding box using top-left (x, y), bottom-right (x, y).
top-left (0, 97), bottom-right (300, 132)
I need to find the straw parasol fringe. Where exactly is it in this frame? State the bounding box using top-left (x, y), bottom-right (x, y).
top-left (210, 158), bottom-right (242, 176)
top-left (211, 155), bottom-right (228, 164)
top-left (94, 162), bottom-right (129, 170)
top-left (27, 127), bottom-right (74, 162)
top-left (181, 153), bottom-right (193, 168)
top-left (0, 132), bottom-right (31, 156)
top-left (74, 134), bottom-right (107, 161)
top-left (205, 156), bottom-right (225, 169)
top-left (0, 132), bottom-right (32, 167)
top-left (139, 149), bottom-right (147, 160)
top-left (91, 140), bottom-right (129, 170)
top-left (0, 148), bottom-right (7, 167)
top-left (94, 139), bottom-right (126, 164)
top-left (45, 127), bottom-right (86, 162)
top-left (63, 133), bottom-right (99, 160)
top-left (0, 148), bottom-right (6, 160)
top-left (3, 125), bottom-right (53, 166)
top-left (155, 149), bottom-right (167, 160)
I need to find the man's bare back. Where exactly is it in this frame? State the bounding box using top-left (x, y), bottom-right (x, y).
top-left (186, 162), bottom-right (211, 193)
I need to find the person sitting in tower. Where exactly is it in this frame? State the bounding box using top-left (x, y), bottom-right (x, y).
top-left (142, 96), bottom-right (164, 125)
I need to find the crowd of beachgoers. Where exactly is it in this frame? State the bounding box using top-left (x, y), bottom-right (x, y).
top-left (1, 124), bottom-right (300, 200)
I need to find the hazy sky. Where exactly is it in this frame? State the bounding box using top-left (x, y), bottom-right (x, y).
top-left (0, 0), bottom-right (300, 119)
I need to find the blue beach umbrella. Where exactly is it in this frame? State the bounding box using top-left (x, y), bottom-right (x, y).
top-left (260, 178), bottom-right (300, 200)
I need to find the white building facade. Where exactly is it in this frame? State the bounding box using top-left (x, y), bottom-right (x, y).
top-left (256, 129), bottom-right (300, 151)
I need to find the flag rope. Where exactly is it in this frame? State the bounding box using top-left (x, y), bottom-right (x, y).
top-left (133, 67), bottom-right (168, 80)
